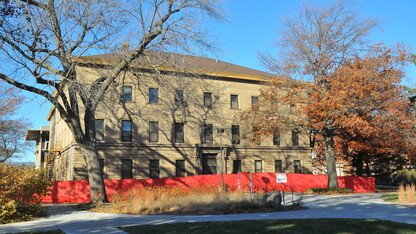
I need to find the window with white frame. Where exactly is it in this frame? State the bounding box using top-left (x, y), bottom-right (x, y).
top-left (312, 166), bottom-right (318, 175)
top-left (322, 165), bottom-right (328, 175)
top-left (255, 160), bottom-right (262, 173)
top-left (336, 164), bottom-right (344, 176)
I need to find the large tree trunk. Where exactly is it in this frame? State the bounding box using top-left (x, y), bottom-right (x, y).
top-left (355, 153), bottom-right (364, 176)
top-left (78, 107), bottom-right (108, 203)
top-left (78, 139), bottom-right (108, 203)
top-left (324, 133), bottom-right (339, 189)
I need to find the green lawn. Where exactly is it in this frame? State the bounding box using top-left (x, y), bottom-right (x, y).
top-left (119, 218), bottom-right (416, 234)
top-left (381, 193), bottom-right (416, 203)
top-left (381, 193), bottom-right (399, 202)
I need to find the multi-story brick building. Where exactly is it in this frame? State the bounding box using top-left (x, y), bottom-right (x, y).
top-left (27, 52), bottom-right (313, 181)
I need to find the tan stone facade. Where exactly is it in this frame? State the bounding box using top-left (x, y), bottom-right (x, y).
top-left (37, 52), bottom-right (313, 181)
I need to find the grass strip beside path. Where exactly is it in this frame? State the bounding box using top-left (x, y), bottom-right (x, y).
top-left (381, 193), bottom-right (400, 202)
top-left (120, 218), bottom-right (416, 234)
top-left (381, 193), bottom-right (416, 203)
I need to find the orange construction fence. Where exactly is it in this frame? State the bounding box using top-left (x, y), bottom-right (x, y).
top-left (40, 173), bottom-right (375, 203)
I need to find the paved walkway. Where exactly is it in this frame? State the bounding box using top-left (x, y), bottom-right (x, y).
top-left (0, 193), bottom-right (415, 233)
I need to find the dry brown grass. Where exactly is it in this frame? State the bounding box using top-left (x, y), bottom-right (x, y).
top-left (304, 187), bottom-right (354, 195)
top-left (90, 185), bottom-right (300, 215)
top-left (398, 184), bottom-right (416, 203)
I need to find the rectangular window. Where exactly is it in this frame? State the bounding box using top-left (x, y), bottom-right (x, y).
top-left (95, 119), bottom-right (104, 141)
top-left (121, 159), bottom-right (133, 179)
top-left (174, 122), bottom-right (184, 143)
top-left (149, 160), bottom-right (160, 178)
top-left (122, 86), bottom-right (132, 101)
top-left (204, 92), bottom-right (212, 107)
top-left (149, 121), bottom-right (159, 142)
top-left (294, 160), bottom-right (301, 173)
top-left (202, 124), bottom-right (213, 144)
top-left (175, 90), bottom-right (184, 104)
top-left (40, 152), bottom-right (46, 164)
top-left (275, 160), bottom-right (283, 173)
top-left (292, 130), bottom-right (299, 146)
top-left (273, 131), bottom-right (280, 146)
top-left (336, 164), bottom-right (344, 176)
top-left (176, 160), bottom-right (186, 177)
top-left (230, 94), bottom-right (239, 109)
top-left (121, 120), bottom-right (132, 141)
top-left (202, 154), bottom-right (217, 174)
top-left (231, 125), bottom-right (240, 144)
top-left (252, 96), bottom-right (259, 110)
top-left (312, 166), bottom-right (318, 175)
top-left (232, 160), bottom-right (241, 174)
top-left (149, 88), bottom-right (158, 103)
top-left (255, 160), bottom-right (262, 173)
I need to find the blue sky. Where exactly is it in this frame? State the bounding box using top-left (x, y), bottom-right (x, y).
top-left (214, 0), bottom-right (416, 78)
top-left (15, 0), bottom-right (416, 162)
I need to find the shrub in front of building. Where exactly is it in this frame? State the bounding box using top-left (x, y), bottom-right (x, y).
top-left (0, 163), bottom-right (51, 224)
top-left (394, 169), bottom-right (416, 186)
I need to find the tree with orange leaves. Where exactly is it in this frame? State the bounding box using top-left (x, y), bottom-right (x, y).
top-left (311, 44), bottom-right (415, 177)
top-left (257, 0), bottom-right (379, 188)
top-left (246, 44), bottom-right (415, 188)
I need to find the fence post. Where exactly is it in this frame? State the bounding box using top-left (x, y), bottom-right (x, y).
top-left (237, 172), bottom-right (241, 192)
top-left (249, 172), bottom-right (253, 193)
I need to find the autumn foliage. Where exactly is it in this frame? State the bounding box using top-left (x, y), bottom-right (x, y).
top-left (245, 44), bottom-right (415, 177)
top-left (0, 163), bottom-right (51, 224)
top-left (310, 44), bottom-right (415, 174)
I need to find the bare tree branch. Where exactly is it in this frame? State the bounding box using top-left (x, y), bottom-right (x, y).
top-left (0, 0), bottom-right (225, 203)
top-left (257, 0), bottom-right (379, 189)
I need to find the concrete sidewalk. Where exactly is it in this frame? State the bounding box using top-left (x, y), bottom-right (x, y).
top-left (0, 193), bottom-right (415, 233)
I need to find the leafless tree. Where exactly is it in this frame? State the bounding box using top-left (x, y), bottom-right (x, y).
top-left (0, 81), bottom-right (30, 162)
top-left (0, 0), bottom-right (225, 203)
top-left (259, 0), bottom-right (378, 188)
